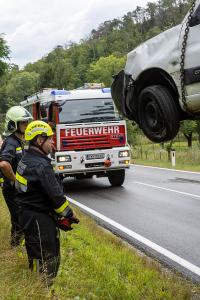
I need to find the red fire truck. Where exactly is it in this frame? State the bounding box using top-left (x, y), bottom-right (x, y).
top-left (20, 85), bottom-right (131, 186)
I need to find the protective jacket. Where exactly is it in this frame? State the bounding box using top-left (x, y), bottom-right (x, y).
top-left (15, 147), bottom-right (72, 217)
top-left (0, 134), bottom-right (25, 246)
top-left (0, 134), bottom-right (24, 190)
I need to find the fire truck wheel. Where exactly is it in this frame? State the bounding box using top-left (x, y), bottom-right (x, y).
top-left (138, 85), bottom-right (180, 143)
top-left (108, 169), bottom-right (125, 187)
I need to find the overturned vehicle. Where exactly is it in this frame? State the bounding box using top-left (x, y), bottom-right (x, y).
top-left (111, 0), bottom-right (200, 143)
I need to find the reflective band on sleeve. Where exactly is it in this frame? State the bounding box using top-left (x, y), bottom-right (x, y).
top-left (54, 200), bottom-right (69, 214)
top-left (16, 147), bottom-right (22, 154)
top-left (0, 177), bottom-right (4, 188)
top-left (16, 172), bottom-right (27, 186)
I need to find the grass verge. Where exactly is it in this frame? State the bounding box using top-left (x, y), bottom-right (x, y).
top-left (133, 159), bottom-right (200, 172)
top-left (0, 191), bottom-right (199, 299)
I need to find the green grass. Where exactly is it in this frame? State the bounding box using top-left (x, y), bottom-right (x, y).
top-left (0, 191), bottom-right (199, 299)
top-left (132, 139), bottom-right (200, 171)
top-left (133, 159), bottom-right (200, 172)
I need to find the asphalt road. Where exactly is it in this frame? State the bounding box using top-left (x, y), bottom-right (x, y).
top-left (64, 165), bottom-right (200, 281)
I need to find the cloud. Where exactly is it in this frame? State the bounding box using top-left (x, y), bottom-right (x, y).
top-left (0, 0), bottom-right (155, 67)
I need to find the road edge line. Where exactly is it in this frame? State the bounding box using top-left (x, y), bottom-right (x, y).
top-left (68, 197), bottom-right (200, 278)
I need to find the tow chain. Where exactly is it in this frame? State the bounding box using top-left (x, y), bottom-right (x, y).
top-left (180, 0), bottom-right (197, 114)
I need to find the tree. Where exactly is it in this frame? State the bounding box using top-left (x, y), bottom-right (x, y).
top-left (0, 34), bottom-right (9, 78)
top-left (86, 55), bottom-right (126, 86)
top-left (50, 58), bottom-right (81, 89)
top-left (126, 121), bottom-right (140, 145)
top-left (195, 120), bottom-right (200, 144)
top-left (180, 120), bottom-right (197, 147)
top-left (5, 71), bottom-right (40, 107)
top-left (0, 65), bottom-right (18, 113)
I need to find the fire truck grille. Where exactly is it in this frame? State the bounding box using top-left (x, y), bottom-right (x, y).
top-left (85, 162), bottom-right (105, 168)
top-left (61, 136), bottom-right (112, 150)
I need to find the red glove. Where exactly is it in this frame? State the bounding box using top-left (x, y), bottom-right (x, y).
top-left (57, 214), bottom-right (79, 231)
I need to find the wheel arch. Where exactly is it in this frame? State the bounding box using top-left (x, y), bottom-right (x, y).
top-left (131, 68), bottom-right (184, 117)
top-left (137, 68), bottom-right (178, 98)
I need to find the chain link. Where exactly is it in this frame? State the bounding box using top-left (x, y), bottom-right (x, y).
top-left (180, 0), bottom-right (197, 114)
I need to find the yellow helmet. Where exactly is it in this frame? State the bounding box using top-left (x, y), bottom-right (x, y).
top-left (25, 120), bottom-right (54, 141)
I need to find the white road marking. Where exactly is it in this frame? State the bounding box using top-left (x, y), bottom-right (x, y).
top-left (134, 181), bottom-right (200, 199)
top-left (132, 164), bottom-right (200, 175)
top-left (68, 196), bottom-right (200, 277)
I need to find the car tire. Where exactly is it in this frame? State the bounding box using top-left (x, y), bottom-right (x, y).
top-left (138, 85), bottom-right (180, 143)
top-left (108, 169), bottom-right (125, 187)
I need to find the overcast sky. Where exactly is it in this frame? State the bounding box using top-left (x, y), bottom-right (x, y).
top-left (0, 0), bottom-right (156, 67)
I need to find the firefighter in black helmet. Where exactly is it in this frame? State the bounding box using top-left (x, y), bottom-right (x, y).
top-left (0, 106), bottom-right (33, 247)
top-left (15, 120), bottom-right (78, 285)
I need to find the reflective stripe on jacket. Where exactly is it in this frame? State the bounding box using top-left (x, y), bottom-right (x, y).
top-left (15, 148), bottom-right (72, 217)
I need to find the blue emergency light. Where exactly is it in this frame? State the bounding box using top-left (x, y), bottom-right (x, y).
top-left (51, 90), bottom-right (70, 95)
top-left (102, 88), bottom-right (111, 93)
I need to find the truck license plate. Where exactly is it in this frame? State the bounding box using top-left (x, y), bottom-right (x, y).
top-left (86, 153), bottom-right (105, 160)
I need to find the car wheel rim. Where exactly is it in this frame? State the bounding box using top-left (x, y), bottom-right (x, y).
top-left (144, 100), bottom-right (165, 133)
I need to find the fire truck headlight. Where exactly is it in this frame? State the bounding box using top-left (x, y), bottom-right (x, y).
top-left (118, 150), bottom-right (129, 158)
top-left (57, 155), bottom-right (71, 162)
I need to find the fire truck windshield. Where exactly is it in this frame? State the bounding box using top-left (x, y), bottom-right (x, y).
top-left (57, 98), bottom-right (121, 124)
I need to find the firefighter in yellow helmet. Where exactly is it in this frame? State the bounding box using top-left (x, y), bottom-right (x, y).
top-left (0, 106), bottom-right (32, 247)
top-left (15, 120), bottom-right (79, 285)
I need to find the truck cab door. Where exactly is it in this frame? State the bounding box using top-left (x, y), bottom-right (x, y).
top-left (48, 102), bottom-right (59, 127)
top-left (48, 102), bottom-right (59, 151)
top-left (33, 102), bottom-right (40, 120)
